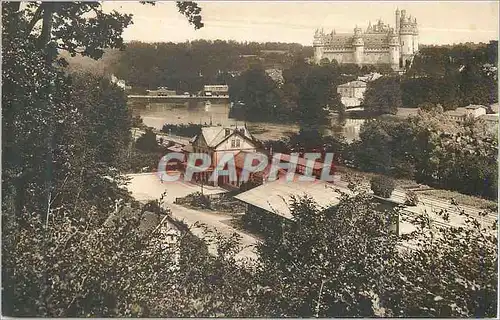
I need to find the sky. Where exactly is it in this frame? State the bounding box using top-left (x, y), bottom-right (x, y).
top-left (102, 1), bottom-right (499, 45)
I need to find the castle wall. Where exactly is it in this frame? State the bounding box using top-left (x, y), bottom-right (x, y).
top-left (314, 46), bottom-right (324, 63)
top-left (321, 51), bottom-right (392, 65)
top-left (400, 34), bottom-right (414, 55)
top-left (314, 9), bottom-right (417, 70)
top-left (361, 51), bottom-right (391, 64)
top-left (412, 34), bottom-right (419, 52)
top-left (322, 51), bottom-right (356, 64)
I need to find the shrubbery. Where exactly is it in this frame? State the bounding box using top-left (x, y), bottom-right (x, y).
top-left (405, 190), bottom-right (419, 206)
top-left (176, 192), bottom-right (212, 209)
top-left (370, 175), bottom-right (395, 198)
top-left (161, 123), bottom-right (203, 137)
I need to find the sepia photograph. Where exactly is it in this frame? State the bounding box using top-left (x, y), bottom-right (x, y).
top-left (2, 0), bottom-right (499, 317)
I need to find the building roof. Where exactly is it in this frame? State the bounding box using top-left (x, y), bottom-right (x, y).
top-left (357, 72), bottom-right (383, 82)
top-left (183, 145), bottom-right (194, 153)
top-left (325, 34), bottom-right (354, 48)
top-left (345, 106), bottom-right (365, 112)
top-left (465, 104), bottom-right (486, 110)
top-left (234, 151), bottom-right (260, 169)
top-left (363, 34), bottom-right (389, 48)
top-left (234, 151), bottom-right (288, 179)
top-left (104, 207), bottom-right (180, 236)
top-left (278, 154), bottom-right (325, 170)
top-left (444, 107), bottom-right (467, 118)
top-left (338, 80), bottom-right (367, 88)
top-left (341, 97), bottom-right (363, 107)
top-left (234, 177), bottom-right (351, 220)
top-left (196, 126), bottom-right (254, 148)
top-left (265, 69), bottom-right (284, 84)
top-left (489, 103), bottom-right (499, 113)
top-left (167, 145), bottom-right (184, 153)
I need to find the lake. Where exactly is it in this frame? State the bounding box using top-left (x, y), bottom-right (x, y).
top-left (132, 101), bottom-right (363, 141)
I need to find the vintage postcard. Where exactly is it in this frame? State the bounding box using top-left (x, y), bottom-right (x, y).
top-left (2, 1), bottom-right (498, 317)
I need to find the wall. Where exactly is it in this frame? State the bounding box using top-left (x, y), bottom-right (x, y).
top-left (412, 34), bottom-right (419, 52)
top-left (361, 51), bottom-right (391, 64)
top-left (322, 51), bottom-right (356, 64)
top-left (322, 50), bottom-right (392, 65)
top-left (314, 46), bottom-right (324, 63)
top-left (214, 135), bottom-right (256, 168)
top-left (400, 34), bottom-right (413, 55)
top-left (466, 108), bottom-right (487, 117)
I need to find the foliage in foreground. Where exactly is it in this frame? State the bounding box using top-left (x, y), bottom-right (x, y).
top-left (3, 189), bottom-right (497, 317)
top-left (2, 1), bottom-right (497, 317)
top-left (370, 175), bottom-right (396, 198)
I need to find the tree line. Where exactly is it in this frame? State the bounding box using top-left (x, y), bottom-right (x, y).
top-left (227, 59), bottom-right (390, 127)
top-left (229, 41), bottom-right (498, 120)
top-left (363, 42), bottom-right (498, 115)
top-left (110, 40), bottom-right (312, 92)
top-left (264, 106), bottom-right (498, 200)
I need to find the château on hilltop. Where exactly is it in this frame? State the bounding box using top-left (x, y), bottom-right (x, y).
top-left (313, 9), bottom-right (419, 71)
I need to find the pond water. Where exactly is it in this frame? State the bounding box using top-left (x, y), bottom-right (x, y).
top-left (131, 101), bottom-right (364, 141)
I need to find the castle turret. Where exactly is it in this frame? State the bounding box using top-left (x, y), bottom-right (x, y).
top-left (412, 17), bottom-right (419, 53)
top-left (399, 14), bottom-right (414, 57)
top-left (395, 8), bottom-right (400, 33)
top-left (353, 26), bottom-right (364, 66)
top-left (388, 29), bottom-right (400, 71)
top-left (313, 28), bottom-right (324, 64)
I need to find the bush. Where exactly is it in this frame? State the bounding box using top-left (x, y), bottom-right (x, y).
top-left (404, 190), bottom-right (419, 206)
top-left (176, 192), bottom-right (212, 210)
top-left (370, 175), bottom-right (395, 198)
top-left (135, 128), bottom-right (159, 153)
top-left (161, 123), bottom-right (203, 137)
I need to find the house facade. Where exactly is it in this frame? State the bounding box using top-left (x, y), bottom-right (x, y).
top-left (190, 126), bottom-right (258, 187)
top-left (445, 105), bottom-right (488, 122)
top-left (337, 80), bottom-right (367, 107)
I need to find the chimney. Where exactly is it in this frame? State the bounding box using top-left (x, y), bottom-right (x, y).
top-left (224, 128), bottom-right (231, 136)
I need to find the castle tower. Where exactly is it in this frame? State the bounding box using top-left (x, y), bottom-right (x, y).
top-left (399, 11), bottom-right (414, 57)
top-left (352, 26), bottom-right (364, 66)
top-left (388, 29), bottom-right (400, 71)
top-left (412, 17), bottom-right (419, 53)
top-left (313, 28), bottom-right (324, 64)
top-left (395, 8), bottom-right (400, 33)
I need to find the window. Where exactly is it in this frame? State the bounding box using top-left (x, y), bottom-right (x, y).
top-left (231, 140), bottom-right (236, 148)
top-left (235, 139), bottom-right (241, 148)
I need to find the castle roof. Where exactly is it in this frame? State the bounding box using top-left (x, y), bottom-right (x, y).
top-left (363, 34), bottom-right (389, 48)
top-left (325, 34), bottom-right (354, 47)
top-left (325, 33), bottom-right (390, 49)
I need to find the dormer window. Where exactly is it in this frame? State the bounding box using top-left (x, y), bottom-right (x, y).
top-left (231, 139), bottom-right (241, 148)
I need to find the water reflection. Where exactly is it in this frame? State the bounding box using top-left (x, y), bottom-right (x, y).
top-left (132, 101), bottom-right (363, 141)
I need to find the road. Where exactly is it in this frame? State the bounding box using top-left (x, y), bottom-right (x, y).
top-left (125, 173), bottom-right (259, 260)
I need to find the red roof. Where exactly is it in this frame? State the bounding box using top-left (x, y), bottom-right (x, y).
top-left (278, 154), bottom-right (325, 170)
top-left (234, 151), bottom-right (260, 169)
